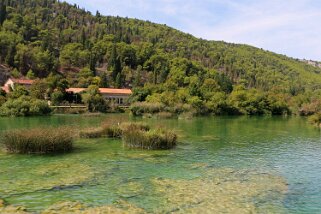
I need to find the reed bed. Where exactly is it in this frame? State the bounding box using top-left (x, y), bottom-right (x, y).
top-left (79, 122), bottom-right (149, 139)
top-left (1, 127), bottom-right (74, 154)
top-left (122, 125), bottom-right (177, 150)
top-left (79, 128), bottom-right (104, 138)
top-left (79, 121), bottom-right (177, 150)
top-left (102, 124), bottom-right (123, 138)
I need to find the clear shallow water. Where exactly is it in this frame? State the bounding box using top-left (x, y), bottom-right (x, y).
top-left (0, 115), bottom-right (320, 213)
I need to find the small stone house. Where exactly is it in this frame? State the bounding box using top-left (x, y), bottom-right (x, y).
top-left (1, 78), bottom-right (35, 93)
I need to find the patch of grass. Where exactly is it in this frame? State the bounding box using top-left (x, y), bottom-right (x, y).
top-left (122, 126), bottom-right (177, 150)
top-left (1, 127), bottom-right (74, 154)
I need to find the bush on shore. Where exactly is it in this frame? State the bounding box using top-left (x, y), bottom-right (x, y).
top-left (130, 102), bottom-right (165, 116)
top-left (1, 127), bottom-right (74, 154)
top-left (308, 113), bottom-right (321, 126)
top-left (0, 96), bottom-right (51, 117)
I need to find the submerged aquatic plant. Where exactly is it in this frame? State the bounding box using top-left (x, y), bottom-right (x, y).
top-left (1, 127), bottom-right (74, 154)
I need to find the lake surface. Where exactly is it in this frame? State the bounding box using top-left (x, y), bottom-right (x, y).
top-left (0, 115), bottom-right (320, 213)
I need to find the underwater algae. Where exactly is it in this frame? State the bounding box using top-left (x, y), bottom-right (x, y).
top-left (0, 162), bottom-right (94, 197)
top-left (0, 200), bottom-right (146, 214)
top-left (151, 168), bottom-right (288, 213)
top-left (0, 166), bottom-right (288, 213)
top-left (0, 199), bottom-right (28, 214)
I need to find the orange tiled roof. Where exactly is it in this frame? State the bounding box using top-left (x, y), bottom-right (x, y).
top-left (11, 78), bottom-right (35, 85)
top-left (66, 88), bottom-right (86, 93)
top-left (66, 88), bottom-right (132, 95)
top-left (99, 88), bottom-right (132, 95)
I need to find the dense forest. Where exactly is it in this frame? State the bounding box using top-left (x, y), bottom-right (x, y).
top-left (1, 0), bottom-right (321, 116)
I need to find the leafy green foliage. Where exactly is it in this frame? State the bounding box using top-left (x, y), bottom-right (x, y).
top-left (0, 0), bottom-right (321, 116)
top-left (0, 95), bottom-right (51, 116)
top-left (81, 85), bottom-right (107, 112)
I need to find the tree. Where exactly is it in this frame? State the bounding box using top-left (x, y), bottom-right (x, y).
top-left (60, 43), bottom-right (89, 67)
top-left (115, 72), bottom-right (122, 88)
top-left (26, 69), bottom-right (36, 79)
top-left (30, 80), bottom-right (49, 99)
top-left (11, 68), bottom-right (21, 78)
top-left (82, 85), bottom-right (107, 112)
top-left (133, 65), bottom-right (143, 87)
top-left (100, 72), bottom-right (109, 87)
top-left (109, 44), bottom-right (122, 80)
top-left (51, 90), bottom-right (65, 105)
top-left (0, 2), bottom-right (7, 25)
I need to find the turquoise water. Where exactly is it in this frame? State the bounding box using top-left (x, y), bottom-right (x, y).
top-left (0, 115), bottom-right (320, 213)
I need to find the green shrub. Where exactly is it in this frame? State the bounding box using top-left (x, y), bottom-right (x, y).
top-left (308, 113), bottom-right (321, 126)
top-left (130, 102), bottom-right (165, 116)
top-left (1, 127), bottom-right (74, 154)
top-left (122, 126), bottom-right (177, 150)
top-left (0, 96), bottom-right (6, 107)
top-left (0, 96), bottom-right (51, 117)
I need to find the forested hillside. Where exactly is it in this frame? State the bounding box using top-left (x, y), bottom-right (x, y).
top-left (1, 0), bottom-right (321, 116)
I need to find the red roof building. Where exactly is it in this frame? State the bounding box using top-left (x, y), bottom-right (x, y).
top-left (3, 78), bottom-right (35, 91)
top-left (66, 87), bottom-right (132, 105)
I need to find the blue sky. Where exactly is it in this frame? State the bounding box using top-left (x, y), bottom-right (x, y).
top-left (65, 0), bottom-right (321, 61)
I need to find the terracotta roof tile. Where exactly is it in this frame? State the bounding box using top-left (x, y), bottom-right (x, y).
top-left (11, 78), bottom-right (35, 85)
top-left (66, 88), bottom-right (86, 93)
top-left (66, 88), bottom-right (132, 95)
top-left (99, 88), bottom-right (132, 95)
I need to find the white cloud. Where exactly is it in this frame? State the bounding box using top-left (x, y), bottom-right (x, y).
top-left (66, 0), bottom-right (321, 60)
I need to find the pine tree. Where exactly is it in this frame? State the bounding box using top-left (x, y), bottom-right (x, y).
top-left (115, 72), bottom-right (122, 88)
top-left (110, 44), bottom-right (122, 81)
top-left (0, 2), bottom-right (7, 25)
top-left (100, 72), bottom-right (108, 88)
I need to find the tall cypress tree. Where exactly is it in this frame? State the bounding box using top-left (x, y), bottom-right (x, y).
top-left (0, 2), bottom-right (7, 25)
top-left (110, 44), bottom-right (122, 81)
